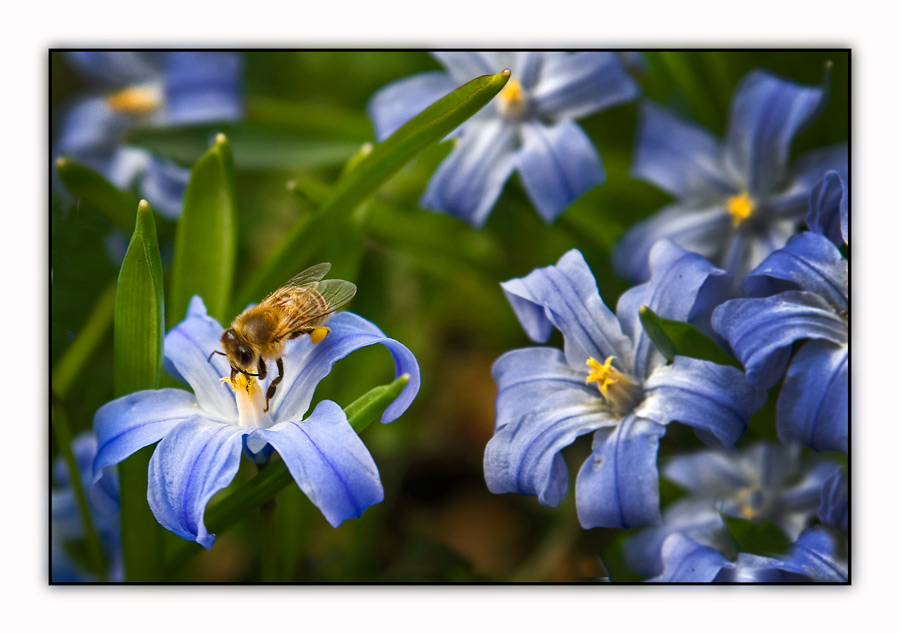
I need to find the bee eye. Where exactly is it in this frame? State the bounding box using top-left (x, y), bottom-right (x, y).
top-left (238, 345), bottom-right (254, 366)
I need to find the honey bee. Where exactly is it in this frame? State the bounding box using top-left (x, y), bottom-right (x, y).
top-left (208, 263), bottom-right (356, 412)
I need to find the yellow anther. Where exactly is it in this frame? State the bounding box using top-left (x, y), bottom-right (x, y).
top-left (586, 355), bottom-right (620, 399)
top-left (310, 327), bottom-right (331, 344)
top-left (497, 79), bottom-right (526, 118)
top-left (726, 191), bottom-right (755, 228)
top-left (220, 374), bottom-right (259, 395)
top-left (106, 84), bottom-right (162, 114)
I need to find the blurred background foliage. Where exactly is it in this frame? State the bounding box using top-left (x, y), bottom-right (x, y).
top-left (50, 50), bottom-right (848, 582)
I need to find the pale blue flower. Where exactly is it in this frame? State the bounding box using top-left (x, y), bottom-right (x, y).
top-left (367, 52), bottom-right (638, 226)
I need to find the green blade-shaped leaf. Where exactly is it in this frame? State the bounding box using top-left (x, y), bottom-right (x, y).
top-left (638, 305), bottom-right (740, 368)
top-left (55, 157), bottom-right (140, 234)
top-left (169, 373), bottom-right (410, 565)
top-left (128, 123), bottom-right (364, 172)
top-left (233, 69), bottom-right (511, 312)
top-left (168, 133), bottom-right (237, 327)
top-left (114, 200), bottom-right (168, 580)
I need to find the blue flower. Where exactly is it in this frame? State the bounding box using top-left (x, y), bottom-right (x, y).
top-left (712, 230), bottom-right (848, 453)
top-left (367, 52), bottom-right (639, 226)
top-left (614, 68), bottom-right (847, 284)
top-left (651, 526), bottom-right (847, 582)
top-left (818, 466), bottom-right (848, 532)
top-left (484, 242), bottom-right (765, 529)
top-left (92, 297), bottom-right (420, 549)
top-left (52, 432), bottom-right (123, 582)
top-left (56, 51), bottom-right (243, 219)
top-left (807, 170), bottom-right (849, 248)
top-left (624, 442), bottom-right (840, 578)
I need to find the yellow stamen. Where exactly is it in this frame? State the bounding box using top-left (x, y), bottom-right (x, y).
top-left (310, 327), bottom-right (331, 344)
top-left (221, 374), bottom-right (269, 428)
top-left (106, 84), bottom-right (162, 114)
top-left (585, 355), bottom-right (620, 400)
top-left (497, 79), bottom-right (526, 118)
top-left (726, 191), bottom-right (755, 228)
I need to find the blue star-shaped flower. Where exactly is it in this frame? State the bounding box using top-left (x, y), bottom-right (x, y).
top-left (92, 297), bottom-right (420, 549)
top-left (712, 202), bottom-right (848, 454)
top-left (624, 442), bottom-right (841, 578)
top-left (56, 51), bottom-right (243, 219)
top-left (367, 52), bottom-right (639, 226)
top-left (484, 243), bottom-right (765, 529)
top-left (614, 68), bottom-right (847, 284)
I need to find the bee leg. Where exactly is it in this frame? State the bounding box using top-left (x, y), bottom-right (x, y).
top-left (264, 358), bottom-right (284, 413)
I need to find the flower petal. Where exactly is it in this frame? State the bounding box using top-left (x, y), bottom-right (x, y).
top-left (367, 71), bottom-right (458, 141)
top-left (639, 356), bottom-right (764, 449)
top-left (500, 249), bottom-right (633, 368)
top-left (662, 449), bottom-right (752, 495)
top-left (712, 290), bottom-right (847, 389)
top-left (492, 347), bottom-right (596, 429)
top-left (147, 417), bottom-right (245, 549)
top-left (138, 156), bottom-right (190, 220)
top-left (431, 52), bottom-right (497, 84)
top-left (743, 231), bottom-right (848, 312)
top-left (484, 390), bottom-right (615, 507)
top-left (270, 311), bottom-right (420, 425)
top-left (714, 553), bottom-right (790, 582)
top-left (616, 239), bottom-right (731, 379)
top-left (806, 170), bottom-right (849, 247)
top-left (724, 69), bottom-right (825, 196)
top-left (93, 388), bottom-right (208, 481)
top-left (247, 400), bottom-right (384, 527)
top-left (163, 296), bottom-right (238, 422)
top-left (162, 52), bottom-right (243, 124)
top-left (530, 52), bottom-right (638, 120)
top-left (768, 143), bottom-right (848, 221)
top-left (649, 533), bottom-right (729, 582)
top-left (65, 51), bottom-right (162, 85)
top-left (631, 101), bottom-right (733, 200)
top-left (515, 119), bottom-right (605, 223)
top-left (778, 526), bottom-right (848, 582)
top-left (624, 499), bottom-right (725, 578)
top-left (420, 118), bottom-right (518, 227)
top-left (575, 415), bottom-right (666, 529)
top-left (612, 202), bottom-right (731, 283)
top-left (818, 467), bottom-right (848, 532)
top-left (777, 339), bottom-right (848, 454)
top-left (56, 96), bottom-right (131, 155)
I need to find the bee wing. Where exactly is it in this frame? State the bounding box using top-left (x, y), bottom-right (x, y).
top-left (282, 263), bottom-right (332, 289)
top-left (273, 278), bottom-right (358, 339)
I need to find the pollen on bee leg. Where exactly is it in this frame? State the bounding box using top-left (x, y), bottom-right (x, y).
top-left (310, 327), bottom-right (331, 344)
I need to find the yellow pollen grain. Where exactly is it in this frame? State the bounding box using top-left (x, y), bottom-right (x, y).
top-left (726, 191), bottom-right (755, 227)
top-left (497, 79), bottom-right (525, 117)
top-left (220, 374), bottom-right (259, 395)
top-left (586, 355), bottom-right (619, 398)
top-left (106, 85), bottom-right (162, 114)
top-left (310, 327), bottom-right (331, 344)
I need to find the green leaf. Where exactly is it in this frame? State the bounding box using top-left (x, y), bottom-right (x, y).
top-left (168, 133), bottom-right (237, 327)
top-left (233, 69), bottom-right (511, 312)
top-left (52, 280), bottom-right (116, 400)
top-left (55, 157), bottom-right (141, 234)
top-left (127, 122), bottom-right (364, 171)
top-left (114, 200), bottom-right (169, 581)
top-left (168, 373), bottom-right (410, 566)
top-left (638, 305), bottom-right (740, 368)
top-left (721, 514), bottom-right (792, 558)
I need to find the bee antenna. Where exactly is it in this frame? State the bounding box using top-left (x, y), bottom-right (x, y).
top-left (207, 350), bottom-right (226, 363)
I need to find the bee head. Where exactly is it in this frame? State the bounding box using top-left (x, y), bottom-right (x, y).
top-left (221, 328), bottom-right (256, 372)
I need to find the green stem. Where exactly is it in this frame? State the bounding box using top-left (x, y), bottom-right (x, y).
top-left (51, 398), bottom-right (108, 581)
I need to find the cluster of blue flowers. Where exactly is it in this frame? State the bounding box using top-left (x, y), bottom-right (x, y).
top-left (53, 51), bottom-right (848, 583)
top-left (369, 52), bottom-right (847, 582)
